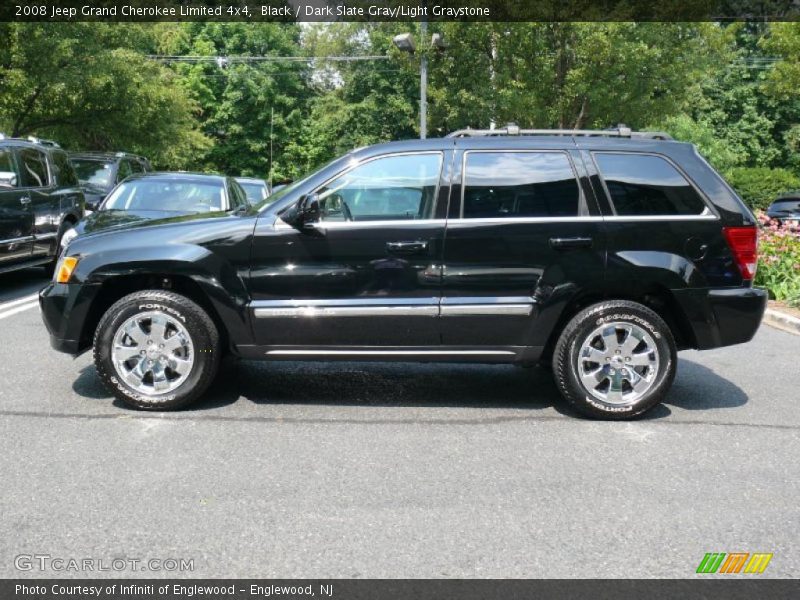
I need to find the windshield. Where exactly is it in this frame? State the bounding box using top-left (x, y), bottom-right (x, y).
top-left (72, 159), bottom-right (113, 188)
top-left (103, 178), bottom-right (226, 212)
top-left (238, 181), bottom-right (269, 204)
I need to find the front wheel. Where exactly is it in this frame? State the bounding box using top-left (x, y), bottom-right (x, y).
top-left (552, 300), bottom-right (677, 420)
top-left (93, 290), bottom-right (220, 410)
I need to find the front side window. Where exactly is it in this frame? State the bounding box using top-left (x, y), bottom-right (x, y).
top-left (18, 148), bottom-right (49, 188)
top-left (316, 153), bottom-right (443, 222)
top-left (462, 151), bottom-right (580, 218)
top-left (0, 148), bottom-right (20, 188)
top-left (594, 153), bottom-right (707, 216)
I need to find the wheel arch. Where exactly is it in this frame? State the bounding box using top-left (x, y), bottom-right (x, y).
top-left (77, 270), bottom-right (250, 356)
top-left (540, 284), bottom-right (697, 363)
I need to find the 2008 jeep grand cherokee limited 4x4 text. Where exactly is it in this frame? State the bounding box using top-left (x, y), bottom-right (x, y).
top-left (39, 126), bottom-right (767, 419)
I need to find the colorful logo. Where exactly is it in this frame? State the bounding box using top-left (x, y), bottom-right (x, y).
top-left (696, 552), bottom-right (773, 574)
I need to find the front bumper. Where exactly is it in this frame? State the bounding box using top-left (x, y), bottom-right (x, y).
top-left (39, 281), bottom-right (102, 356)
top-left (672, 286), bottom-right (768, 350)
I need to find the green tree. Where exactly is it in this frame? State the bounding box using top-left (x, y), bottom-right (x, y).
top-left (0, 23), bottom-right (208, 169)
top-left (157, 22), bottom-right (310, 180)
top-left (429, 23), bottom-right (730, 133)
top-left (287, 23), bottom-right (419, 174)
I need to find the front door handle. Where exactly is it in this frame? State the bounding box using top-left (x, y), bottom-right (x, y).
top-left (19, 196), bottom-right (31, 205)
top-left (386, 240), bottom-right (428, 255)
top-left (549, 236), bottom-right (593, 250)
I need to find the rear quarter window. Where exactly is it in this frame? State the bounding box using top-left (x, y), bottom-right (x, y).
top-left (52, 150), bottom-right (79, 186)
top-left (594, 152), bottom-right (707, 216)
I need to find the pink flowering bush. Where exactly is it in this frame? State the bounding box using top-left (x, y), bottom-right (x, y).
top-left (755, 211), bottom-right (800, 306)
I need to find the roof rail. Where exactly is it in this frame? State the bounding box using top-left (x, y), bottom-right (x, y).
top-left (26, 136), bottom-right (61, 148)
top-left (446, 123), bottom-right (672, 140)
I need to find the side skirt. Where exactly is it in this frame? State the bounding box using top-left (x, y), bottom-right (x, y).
top-left (234, 345), bottom-right (543, 364)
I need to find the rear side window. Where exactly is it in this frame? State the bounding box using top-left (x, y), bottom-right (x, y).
top-left (594, 153), bottom-right (707, 216)
top-left (462, 151), bottom-right (580, 218)
top-left (18, 148), bottom-right (49, 188)
top-left (52, 151), bottom-right (79, 186)
top-left (0, 148), bottom-right (20, 188)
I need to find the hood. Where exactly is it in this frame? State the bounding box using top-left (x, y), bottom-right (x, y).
top-left (78, 209), bottom-right (210, 236)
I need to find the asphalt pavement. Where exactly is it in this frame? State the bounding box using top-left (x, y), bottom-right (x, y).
top-left (0, 268), bottom-right (797, 578)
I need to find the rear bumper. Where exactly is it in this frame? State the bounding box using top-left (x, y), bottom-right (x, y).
top-left (39, 281), bottom-right (101, 356)
top-left (672, 286), bottom-right (768, 350)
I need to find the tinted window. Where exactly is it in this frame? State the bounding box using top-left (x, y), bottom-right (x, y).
top-left (18, 148), bottom-right (49, 187)
top-left (462, 152), bottom-right (579, 218)
top-left (227, 180), bottom-right (247, 209)
top-left (594, 153), bottom-right (707, 216)
top-left (316, 153), bottom-right (442, 222)
top-left (117, 160), bottom-right (133, 182)
top-left (238, 181), bottom-right (269, 204)
top-left (130, 160), bottom-right (146, 174)
top-left (0, 148), bottom-right (19, 188)
top-left (52, 151), bottom-right (79, 186)
top-left (104, 179), bottom-right (226, 213)
top-left (71, 159), bottom-right (114, 188)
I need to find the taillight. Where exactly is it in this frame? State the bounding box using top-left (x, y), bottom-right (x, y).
top-left (722, 226), bottom-right (758, 280)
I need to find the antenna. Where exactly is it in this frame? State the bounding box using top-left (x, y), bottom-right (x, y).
top-left (269, 106), bottom-right (274, 190)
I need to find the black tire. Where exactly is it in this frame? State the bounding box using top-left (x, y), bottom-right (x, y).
top-left (93, 290), bottom-right (220, 410)
top-left (552, 300), bottom-right (677, 420)
top-left (43, 220), bottom-right (75, 277)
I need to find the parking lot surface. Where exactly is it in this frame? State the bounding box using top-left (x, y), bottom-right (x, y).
top-left (0, 268), bottom-right (798, 578)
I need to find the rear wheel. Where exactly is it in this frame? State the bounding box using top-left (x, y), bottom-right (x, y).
top-left (93, 290), bottom-right (220, 410)
top-left (552, 300), bottom-right (677, 420)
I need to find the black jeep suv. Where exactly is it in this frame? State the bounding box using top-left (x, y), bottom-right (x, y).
top-left (0, 135), bottom-right (84, 275)
top-left (68, 152), bottom-right (153, 212)
top-left (40, 126), bottom-right (767, 419)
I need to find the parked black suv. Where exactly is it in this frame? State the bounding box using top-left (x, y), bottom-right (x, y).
top-left (0, 135), bottom-right (84, 275)
top-left (40, 127), bottom-right (767, 419)
top-left (68, 152), bottom-right (152, 212)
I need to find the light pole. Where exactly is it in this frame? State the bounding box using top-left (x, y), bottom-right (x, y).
top-left (393, 27), bottom-right (445, 139)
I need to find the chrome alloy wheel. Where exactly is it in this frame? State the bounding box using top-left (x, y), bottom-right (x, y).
top-left (110, 311), bottom-right (195, 396)
top-left (577, 321), bottom-right (660, 407)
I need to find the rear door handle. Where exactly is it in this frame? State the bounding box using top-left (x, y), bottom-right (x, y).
top-left (549, 236), bottom-right (593, 250)
top-left (19, 196), bottom-right (31, 205)
top-left (386, 240), bottom-right (428, 255)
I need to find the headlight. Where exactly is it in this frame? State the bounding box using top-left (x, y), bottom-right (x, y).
top-left (60, 227), bottom-right (78, 248)
top-left (55, 256), bottom-right (79, 283)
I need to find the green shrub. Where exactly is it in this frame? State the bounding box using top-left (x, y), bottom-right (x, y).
top-left (755, 212), bottom-right (800, 306)
top-left (723, 167), bottom-right (800, 212)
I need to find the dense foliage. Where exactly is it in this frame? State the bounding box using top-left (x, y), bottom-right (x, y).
top-left (2, 21), bottom-right (800, 198)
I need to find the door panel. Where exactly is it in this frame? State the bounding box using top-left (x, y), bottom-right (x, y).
top-left (17, 147), bottom-right (59, 258)
top-left (440, 147), bottom-right (606, 348)
top-left (247, 152), bottom-right (448, 347)
top-left (0, 147), bottom-right (33, 265)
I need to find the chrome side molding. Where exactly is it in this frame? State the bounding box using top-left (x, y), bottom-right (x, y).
top-left (252, 297), bottom-right (535, 319)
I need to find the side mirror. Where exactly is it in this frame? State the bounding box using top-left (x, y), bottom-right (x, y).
top-left (0, 171), bottom-right (18, 188)
top-left (299, 193), bottom-right (321, 227)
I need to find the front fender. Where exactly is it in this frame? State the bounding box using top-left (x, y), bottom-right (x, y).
top-left (73, 244), bottom-right (253, 347)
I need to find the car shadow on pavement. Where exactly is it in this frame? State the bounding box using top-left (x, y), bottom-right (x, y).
top-left (72, 356), bottom-right (748, 419)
